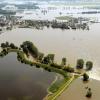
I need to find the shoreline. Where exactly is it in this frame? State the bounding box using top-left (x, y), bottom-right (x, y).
top-left (47, 75), bottom-right (58, 94)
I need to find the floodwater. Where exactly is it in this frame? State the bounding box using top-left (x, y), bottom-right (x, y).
top-left (0, 53), bottom-right (56, 100)
top-left (0, 23), bottom-right (100, 80)
top-left (58, 78), bottom-right (100, 100)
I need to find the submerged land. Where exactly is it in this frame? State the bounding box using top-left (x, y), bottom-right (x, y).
top-left (0, 22), bottom-right (100, 100)
top-left (0, 0), bottom-right (100, 100)
top-left (0, 40), bottom-right (93, 100)
top-left (58, 78), bottom-right (100, 100)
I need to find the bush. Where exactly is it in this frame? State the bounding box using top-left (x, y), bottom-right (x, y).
top-left (76, 59), bottom-right (84, 69)
top-left (86, 61), bottom-right (93, 71)
top-left (83, 73), bottom-right (89, 81)
top-left (21, 41), bottom-right (39, 58)
top-left (86, 88), bottom-right (92, 98)
top-left (61, 57), bottom-right (67, 66)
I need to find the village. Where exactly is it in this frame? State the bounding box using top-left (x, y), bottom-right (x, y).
top-left (0, 13), bottom-right (90, 34)
top-left (1, 1), bottom-right (100, 33)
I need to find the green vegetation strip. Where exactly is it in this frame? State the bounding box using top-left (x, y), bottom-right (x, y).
top-left (46, 75), bottom-right (75, 100)
top-left (48, 76), bottom-right (66, 93)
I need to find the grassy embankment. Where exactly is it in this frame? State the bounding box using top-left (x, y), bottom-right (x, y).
top-left (45, 75), bottom-right (79, 100)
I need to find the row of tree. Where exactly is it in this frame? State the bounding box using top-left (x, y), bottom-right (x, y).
top-left (24, 19), bottom-right (88, 30)
top-left (76, 59), bottom-right (93, 71)
top-left (1, 42), bottom-right (18, 49)
top-left (0, 42), bottom-right (93, 74)
top-left (0, 42), bottom-right (19, 57)
top-left (0, 48), bottom-right (8, 57)
top-left (20, 41), bottom-right (39, 58)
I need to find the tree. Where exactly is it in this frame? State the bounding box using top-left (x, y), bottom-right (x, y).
top-left (86, 88), bottom-right (92, 98)
top-left (76, 59), bottom-right (84, 69)
top-left (10, 43), bottom-right (15, 49)
top-left (83, 73), bottom-right (89, 81)
top-left (5, 41), bottom-right (9, 47)
top-left (38, 52), bottom-right (44, 61)
top-left (1, 42), bottom-right (10, 48)
top-left (1, 43), bottom-right (6, 48)
top-left (86, 61), bottom-right (93, 71)
top-left (61, 57), bottom-right (67, 66)
top-left (42, 56), bottom-right (50, 64)
top-left (2, 49), bottom-right (8, 55)
top-left (21, 41), bottom-right (39, 58)
top-left (47, 54), bottom-right (55, 63)
top-left (22, 46), bottom-right (29, 56)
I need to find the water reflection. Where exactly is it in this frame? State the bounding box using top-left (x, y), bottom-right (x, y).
top-left (0, 53), bottom-right (55, 100)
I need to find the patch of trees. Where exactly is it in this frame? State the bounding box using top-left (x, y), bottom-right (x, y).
top-left (42, 54), bottom-right (55, 64)
top-left (76, 59), bottom-right (84, 69)
top-left (86, 61), bottom-right (93, 71)
top-left (0, 48), bottom-right (8, 57)
top-left (51, 22), bottom-right (70, 29)
top-left (76, 59), bottom-right (93, 71)
top-left (20, 41), bottom-right (39, 58)
top-left (0, 42), bottom-right (18, 57)
top-left (17, 51), bottom-right (33, 66)
top-left (24, 20), bottom-right (50, 29)
top-left (1, 42), bottom-right (18, 49)
top-left (86, 88), bottom-right (92, 98)
top-left (23, 19), bottom-right (89, 31)
top-left (61, 57), bottom-right (67, 66)
top-left (1, 41), bottom-right (94, 77)
top-left (38, 52), bottom-right (44, 62)
top-left (83, 73), bottom-right (89, 81)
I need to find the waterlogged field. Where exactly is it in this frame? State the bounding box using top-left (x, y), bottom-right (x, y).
top-left (0, 23), bottom-right (100, 99)
top-left (0, 24), bottom-right (100, 79)
top-left (0, 53), bottom-right (56, 100)
top-left (58, 78), bottom-right (100, 100)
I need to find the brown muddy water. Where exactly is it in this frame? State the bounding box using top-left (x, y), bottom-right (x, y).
top-left (0, 23), bottom-right (100, 99)
top-left (58, 78), bottom-right (100, 100)
top-left (0, 23), bottom-right (100, 80)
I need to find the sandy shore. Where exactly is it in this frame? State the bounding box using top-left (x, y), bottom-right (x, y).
top-left (58, 78), bottom-right (100, 100)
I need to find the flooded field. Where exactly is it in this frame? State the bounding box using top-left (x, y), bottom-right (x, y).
top-left (0, 23), bottom-right (100, 80)
top-left (58, 78), bottom-right (100, 100)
